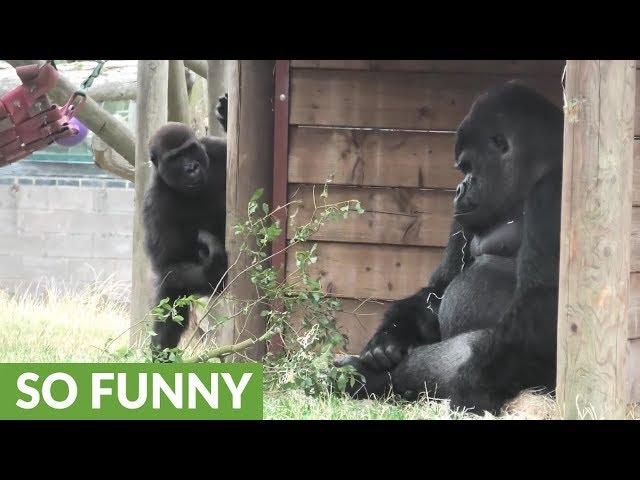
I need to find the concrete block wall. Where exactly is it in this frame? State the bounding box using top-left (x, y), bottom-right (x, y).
top-left (0, 179), bottom-right (134, 293)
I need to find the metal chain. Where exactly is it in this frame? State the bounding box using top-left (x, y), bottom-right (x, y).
top-left (79, 60), bottom-right (107, 92)
top-left (44, 60), bottom-right (107, 92)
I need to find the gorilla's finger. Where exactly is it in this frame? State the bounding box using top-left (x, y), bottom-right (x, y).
top-left (385, 344), bottom-right (403, 363)
top-left (334, 355), bottom-right (358, 368)
top-left (372, 346), bottom-right (393, 370)
top-left (361, 350), bottom-right (377, 370)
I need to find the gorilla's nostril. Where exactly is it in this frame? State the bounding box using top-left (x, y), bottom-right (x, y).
top-left (456, 182), bottom-right (466, 199)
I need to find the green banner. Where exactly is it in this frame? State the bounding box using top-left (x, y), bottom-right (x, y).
top-left (0, 363), bottom-right (262, 420)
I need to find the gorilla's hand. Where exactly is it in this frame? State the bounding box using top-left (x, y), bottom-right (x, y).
top-left (197, 229), bottom-right (223, 266)
top-left (358, 288), bottom-right (441, 372)
top-left (215, 94), bottom-right (228, 133)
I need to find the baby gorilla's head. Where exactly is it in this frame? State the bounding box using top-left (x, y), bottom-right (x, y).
top-left (149, 122), bottom-right (211, 194)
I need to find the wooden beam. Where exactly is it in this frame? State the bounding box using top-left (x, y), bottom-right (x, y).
top-left (207, 61), bottom-right (228, 137)
top-left (91, 135), bottom-right (135, 182)
top-left (225, 60), bottom-right (275, 360)
top-left (130, 60), bottom-right (168, 345)
top-left (168, 60), bottom-right (191, 125)
top-left (291, 60), bottom-right (566, 76)
top-left (185, 60), bottom-right (208, 79)
top-left (87, 81), bottom-right (136, 102)
top-left (556, 60), bottom-right (636, 419)
top-left (5, 60), bottom-right (136, 166)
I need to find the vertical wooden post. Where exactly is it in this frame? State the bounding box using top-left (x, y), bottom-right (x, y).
top-left (226, 60), bottom-right (275, 360)
top-left (207, 60), bottom-right (229, 138)
top-left (130, 60), bottom-right (169, 345)
top-left (556, 60), bottom-right (636, 419)
top-left (168, 60), bottom-right (191, 125)
top-left (188, 75), bottom-right (209, 137)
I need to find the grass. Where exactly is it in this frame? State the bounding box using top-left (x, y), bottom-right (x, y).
top-left (0, 278), bottom-right (131, 363)
top-left (1, 278), bottom-right (635, 420)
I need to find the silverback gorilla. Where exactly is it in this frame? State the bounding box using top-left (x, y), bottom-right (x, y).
top-left (336, 81), bottom-right (564, 413)
top-left (144, 95), bottom-right (228, 357)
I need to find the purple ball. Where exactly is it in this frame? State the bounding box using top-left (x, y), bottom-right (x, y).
top-left (55, 117), bottom-right (88, 147)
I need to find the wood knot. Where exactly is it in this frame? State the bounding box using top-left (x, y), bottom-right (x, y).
top-left (564, 97), bottom-right (585, 124)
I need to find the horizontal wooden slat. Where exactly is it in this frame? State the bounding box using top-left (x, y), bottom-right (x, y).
top-left (290, 133), bottom-right (640, 196)
top-left (338, 295), bottom-right (640, 355)
top-left (292, 60), bottom-right (566, 76)
top-left (285, 245), bottom-right (639, 339)
top-left (289, 127), bottom-right (460, 188)
top-left (335, 301), bottom-right (640, 386)
top-left (291, 69), bottom-right (640, 136)
top-left (287, 242), bottom-right (443, 301)
top-left (290, 69), bottom-right (563, 131)
top-left (334, 298), bottom-right (387, 353)
top-left (287, 184), bottom-right (454, 247)
top-left (288, 267), bottom-right (640, 359)
top-left (290, 298), bottom-right (388, 354)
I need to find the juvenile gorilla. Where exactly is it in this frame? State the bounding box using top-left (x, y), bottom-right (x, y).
top-left (336, 82), bottom-right (564, 413)
top-left (144, 95), bottom-right (229, 355)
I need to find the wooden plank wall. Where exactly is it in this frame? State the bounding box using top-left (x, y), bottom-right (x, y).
top-left (284, 61), bottom-right (640, 402)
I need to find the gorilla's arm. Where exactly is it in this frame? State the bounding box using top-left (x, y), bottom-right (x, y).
top-left (357, 220), bottom-right (473, 371)
top-left (215, 94), bottom-right (228, 133)
top-left (157, 230), bottom-right (228, 294)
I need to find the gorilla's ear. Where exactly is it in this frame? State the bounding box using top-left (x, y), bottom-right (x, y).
top-left (150, 148), bottom-right (159, 167)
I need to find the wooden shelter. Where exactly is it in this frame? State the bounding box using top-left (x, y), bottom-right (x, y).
top-left (271, 60), bottom-right (639, 418)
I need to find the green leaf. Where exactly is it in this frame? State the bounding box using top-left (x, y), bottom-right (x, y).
top-left (250, 188), bottom-right (264, 203)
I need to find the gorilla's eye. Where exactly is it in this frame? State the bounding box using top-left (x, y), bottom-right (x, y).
top-left (490, 134), bottom-right (509, 153)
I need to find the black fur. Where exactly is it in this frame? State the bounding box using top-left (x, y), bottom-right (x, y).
top-left (144, 96), bottom-right (229, 356)
top-left (336, 82), bottom-right (564, 413)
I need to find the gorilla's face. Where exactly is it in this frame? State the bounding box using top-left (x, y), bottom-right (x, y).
top-left (157, 141), bottom-right (211, 194)
top-left (149, 123), bottom-right (212, 195)
top-left (452, 112), bottom-right (520, 230)
top-left (451, 83), bottom-right (563, 232)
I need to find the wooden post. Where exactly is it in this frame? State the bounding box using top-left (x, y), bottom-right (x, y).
top-left (556, 60), bottom-right (636, 419)
top-left (130, 60), bottom-right (169, 345)
top-left (168, 60), bottom-right (191, 125)
top-left (188, 75), bottom-right (209, 137)
top-left (207, 61), bottom-right (228, 138)
top-left (185, 60), bottom-right (208, 79)
top-left (225, 60), bottom-right (275, 360)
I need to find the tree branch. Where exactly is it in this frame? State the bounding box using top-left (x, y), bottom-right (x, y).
top-left (91, 135), bottom-right (135, 182)
top-left (184, 328), bottom-right (277, 363)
